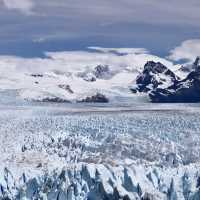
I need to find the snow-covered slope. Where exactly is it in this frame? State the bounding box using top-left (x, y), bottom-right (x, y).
top-left (0, 48), bottom-right (180, 103)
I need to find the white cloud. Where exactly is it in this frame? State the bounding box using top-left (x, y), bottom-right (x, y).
top-left (0, 48), bottom-right (174, 74)
top-left (87, 47), bottom-right (149, 55)
top-left (0, 0), bottom-right (200, 50)
top-left (168, 39), bottom-right (200, 63)
top-left (2, 0), bottom-right (34, 14)
top-left (32, 0), bottom-right (200, 27)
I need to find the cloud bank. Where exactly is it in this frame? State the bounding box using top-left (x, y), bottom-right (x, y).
top-left (169, 39), bottom-right (200, 63)
top-left (1, 38), bottom-right (200, 75)
top-left (0, 39), bottom-right (199, 75)
top-left (2, 0), bottom-right (34, 14)
top-left (0, 0), bottom-right (199, 57)
top-left (0, 47), bottom-right (174, 75)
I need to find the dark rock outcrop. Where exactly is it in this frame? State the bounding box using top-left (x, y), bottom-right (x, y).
top-left (38, 97), bottom-right (71, 103)
top-left (58, 84), bottom-right (74, 94)
top-left (30, 74), bottom-right (43, 78)
top-left (194, 56), bottom-right (200, 67)
top-left (78, 93), bottom-right (109, 103)
top-left (133, 61), bottom-right (179, 93)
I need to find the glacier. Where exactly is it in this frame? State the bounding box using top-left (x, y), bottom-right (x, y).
top-left (1, 162), bottom-right (200, 200)
top-left (1, 101), bottom-right (200, 199)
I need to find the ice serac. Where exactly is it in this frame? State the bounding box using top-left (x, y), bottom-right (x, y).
top-left (131, 61), bottom-right (179, 93)
top-left (150, 57), bottom-right (200, 102)
top-left (1, 164), bottom-right (200, 200)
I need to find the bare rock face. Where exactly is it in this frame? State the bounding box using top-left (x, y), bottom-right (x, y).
top-left (38, 97), bottom-right (71, 103)
top-left (133, 61), bottom-right (179, 93)
top-left (78, 93), bottom-right (109, 103)
top-left (58, 84), bottom-right (74, 94)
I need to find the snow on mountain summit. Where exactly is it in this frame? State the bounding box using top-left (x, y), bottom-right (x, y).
top-left (0, 48), bottom-right (178, 103)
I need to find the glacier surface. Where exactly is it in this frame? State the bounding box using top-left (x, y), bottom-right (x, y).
top-left (1, 101), bottom-right (200, 199)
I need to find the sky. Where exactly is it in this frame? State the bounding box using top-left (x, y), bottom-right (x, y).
top-left (0, 0), bottom-right (200, 60)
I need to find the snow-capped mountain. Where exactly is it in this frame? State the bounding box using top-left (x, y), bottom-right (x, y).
top-left (0, 48), bottom-right (179, 104)
top-left (149, 57), bottom-right (200, 102)
top-left (130, 57), bottom-right (200, 103)
top-left (131, 61), bottom-right (180, 93)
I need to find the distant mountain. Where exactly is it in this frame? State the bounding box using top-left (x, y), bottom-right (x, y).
top-left (149, 57), bottom-right (200, 102)
top-left (78, 64), bottom-right (114, 82)
top-left (1, 55), bottom-right (200, 104)
top-left (131, 61), bottom-right (179, 93)
top-left (180, 57), bottom-right (200, 72)
top-left (0, 63), bottom-right (138, 104)
top-left (132, 57), bottom-right (200, 103)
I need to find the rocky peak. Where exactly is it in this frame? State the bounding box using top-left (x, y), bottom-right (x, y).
top-left (182, 57), bottom-right (200, 80)
top-left (94, 64), bottom-right (110, 79)
top-left (134, 61), bottom-right (179, 93)
top-left (181, 57), bottom-right (200, 72)
top-left (143, 61), bottom-right (167, 74)
top-left (78, 64), bottom-right (112, 82)
top-left (193, 56), bottom-right (200, 68)
top-left (149, 57), bottom-right (200, 102)
top-left (132, 58), bottom-right (200, 102)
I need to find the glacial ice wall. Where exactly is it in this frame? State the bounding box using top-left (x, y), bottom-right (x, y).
top-left (1, 163), bottom-right (200, 200)
top-left (1, 104), bottom-right (200, 199)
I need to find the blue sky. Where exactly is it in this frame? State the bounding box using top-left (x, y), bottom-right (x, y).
top-left (0, 0), bottom-right (200, 57)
